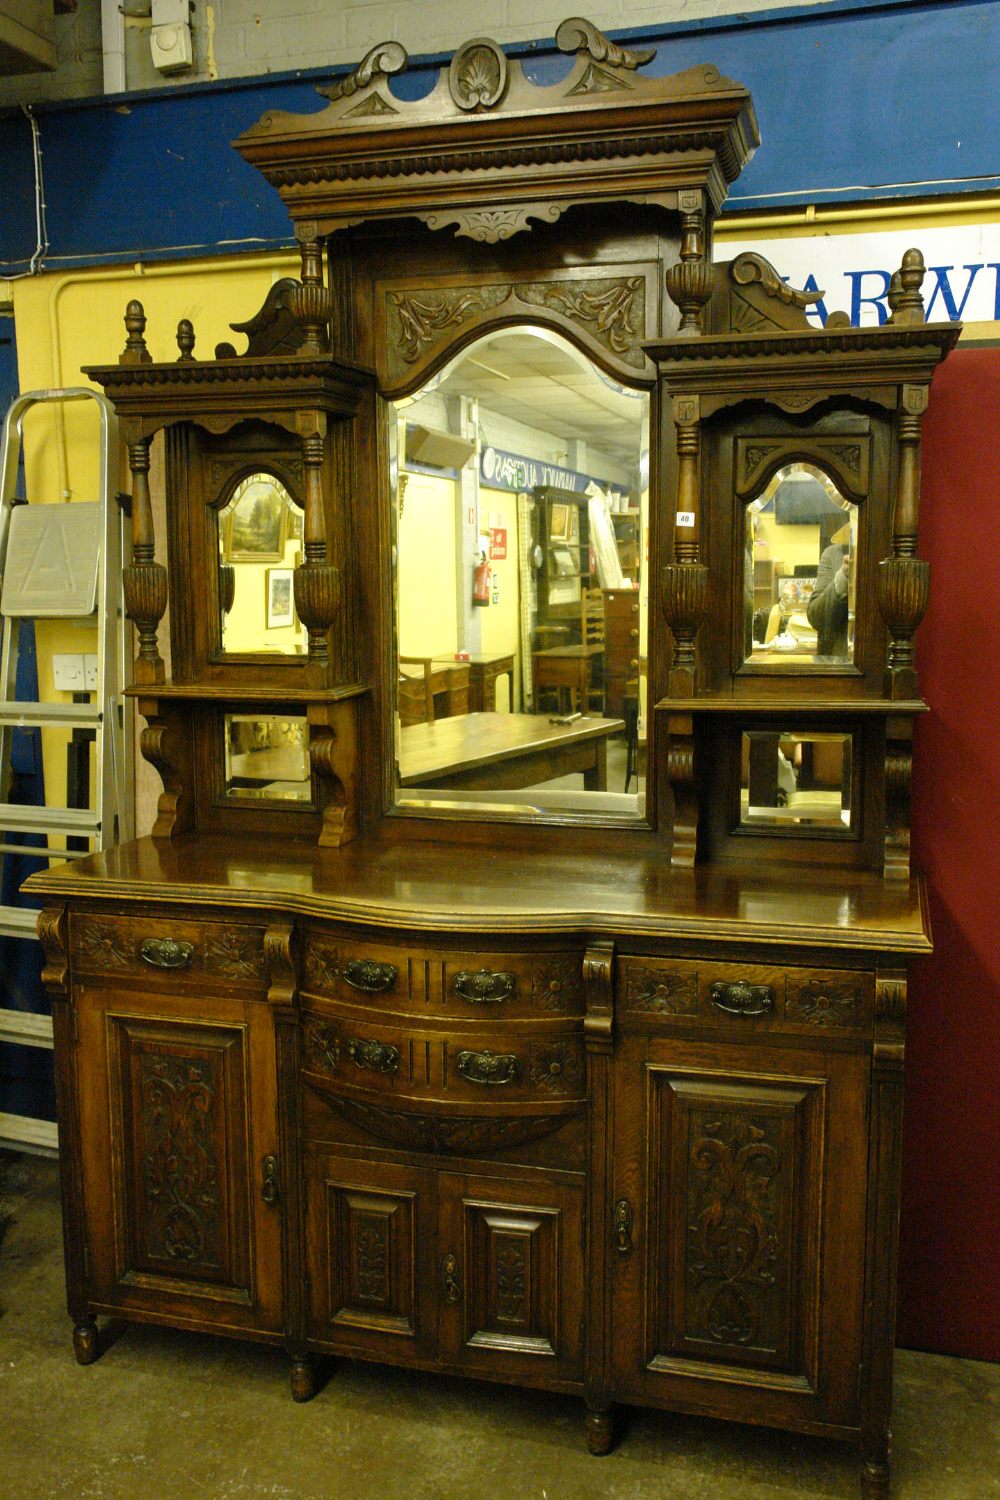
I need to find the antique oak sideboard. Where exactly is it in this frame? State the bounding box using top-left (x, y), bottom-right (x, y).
top-left (29, 23), bottom-right (956, 1498)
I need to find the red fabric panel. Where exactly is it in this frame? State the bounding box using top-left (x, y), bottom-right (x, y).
top-left (897, 347), bottom-right (1000, 1360)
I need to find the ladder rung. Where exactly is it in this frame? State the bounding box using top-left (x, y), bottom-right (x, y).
top-left (0, 805), bottom-right (100, 836)
top-left (0, 1007), bottom-right (52, 1047)
top-left (0, 1111), bottom-right (59, 1156)
top-left (0, 842), bottom-right (88, 861)
top-left (0, 702), bottom-right (101, 727)
top-left (0, 905), bottom-right (39, 937)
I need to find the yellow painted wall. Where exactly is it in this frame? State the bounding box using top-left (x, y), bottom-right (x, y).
top-left (397, 471), bottom-right (458, 656)
top-left (9, 250), bottom-right (296, 823)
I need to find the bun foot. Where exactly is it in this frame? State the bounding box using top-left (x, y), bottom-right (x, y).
top-left (73, 1319), bottom-right (99, 1365)
top-left (585, 1405), bottom-right (614, 1455)
top-left (861, 1459), bottom-right (890, 1498)
top-left (289, 1355), bottom-right (316, 1402)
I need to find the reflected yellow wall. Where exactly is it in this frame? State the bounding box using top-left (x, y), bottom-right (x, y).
top-left (9, 250), bottom-right (295, 819)
top-left (755, 513), bottom-right (821, 575)
top-left (397, 471), bottom-right (458, 656)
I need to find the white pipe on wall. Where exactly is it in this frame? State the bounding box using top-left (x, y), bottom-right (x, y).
top-left (101, 0), bottom-right (127, 95)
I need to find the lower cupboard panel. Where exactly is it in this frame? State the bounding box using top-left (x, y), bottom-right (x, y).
top-left (611, 1036), bottom-right (869, 1432)
top-left (302, 1147), bottom-right (584, 1386)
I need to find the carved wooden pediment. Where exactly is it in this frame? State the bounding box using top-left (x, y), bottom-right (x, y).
top-left (233, 17), bottom-right (759, 240)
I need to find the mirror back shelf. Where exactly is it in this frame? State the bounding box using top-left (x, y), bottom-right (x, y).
top-left (650, 250), bottom-right (959, 878)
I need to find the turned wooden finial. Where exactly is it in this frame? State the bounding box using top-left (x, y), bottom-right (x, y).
top-left (121, 299), bottom-right (152, 365)
top-left (888, 248), bottom-right (926, 325)
top-left (176, 318), bottom-right (196, 360)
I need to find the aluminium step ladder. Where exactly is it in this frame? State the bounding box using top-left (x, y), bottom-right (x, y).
top-left (0, 387), bottom-right (133, 1155)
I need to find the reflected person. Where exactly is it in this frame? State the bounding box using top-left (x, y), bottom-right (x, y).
top-left (806, 544), bottom-right (849, 657)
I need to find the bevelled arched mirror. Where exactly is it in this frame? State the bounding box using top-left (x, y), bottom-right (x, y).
top-left (388, 326), bottom-right (649, 820)
top-left (217, 470), bottom-right (306, 655)
top-left (743, 462), bottom-right (858, 668)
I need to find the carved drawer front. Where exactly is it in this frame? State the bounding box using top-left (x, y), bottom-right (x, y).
top-left (303, 1151), bottom-right (436, 1360)
top-left (301, 930), bottom-right (584, 1019)
top-left (437, 1171), bottom-right (585, 1382)
top-left (70, 911), bottom-right (266, 990)
top-left (620, 955), bottom-right (871, 1037)
top-left (302, 1011), bottom-right (585, 1109)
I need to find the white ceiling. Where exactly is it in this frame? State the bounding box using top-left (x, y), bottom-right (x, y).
top-left (430, 327), bottom-right (647, 469)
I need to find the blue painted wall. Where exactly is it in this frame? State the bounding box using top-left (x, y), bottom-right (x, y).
top-left (1, 0), bottom-right (997, 274)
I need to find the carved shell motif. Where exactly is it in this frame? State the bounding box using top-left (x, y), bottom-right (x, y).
top-left (449, 40), bottom-right (509, 111)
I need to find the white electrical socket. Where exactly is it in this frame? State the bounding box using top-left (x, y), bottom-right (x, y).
top-left (84, 655), bottom-right (98, 691)
top-left (52, 653), bottom-right (86, 692)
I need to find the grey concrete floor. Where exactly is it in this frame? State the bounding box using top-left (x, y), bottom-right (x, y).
top-left (1, 1150), bottom-right (998, 1500)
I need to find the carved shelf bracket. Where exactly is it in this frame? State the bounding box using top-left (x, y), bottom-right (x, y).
top-left (308, 702), bottom-right (359, 848)
top-left (665, 714), bottom-right (699, 869)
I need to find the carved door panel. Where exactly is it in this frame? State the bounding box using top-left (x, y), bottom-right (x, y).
top-left (437, 1170), bottom-right (584, 1387)
top-left (303, 1151), bottom-right (438, 1363)
top-left (611, 1035), bottom-right (868, 1430)
top-left (75, 984), bottom-right (282, 1334)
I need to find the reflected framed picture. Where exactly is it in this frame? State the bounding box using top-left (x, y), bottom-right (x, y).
top-left (222, 472), bottom-right (291, 562)
top-left (266, 567), bottom-right (295, 629)
top-left (549, 501), bottom-right (573, 540)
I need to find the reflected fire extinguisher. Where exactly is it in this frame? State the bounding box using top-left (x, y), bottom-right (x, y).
top-left (472, 551), bottom-right (490, 607)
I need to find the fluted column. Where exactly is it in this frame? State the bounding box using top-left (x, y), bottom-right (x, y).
top-left (661, 394), bottom-right (708, 697)
top-left (293, 416), bottom-right (340, 671)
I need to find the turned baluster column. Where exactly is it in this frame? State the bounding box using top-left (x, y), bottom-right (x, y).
top-left (878, 250), bottom-right (930, 700)
top-left (293, 416), bottom-right (340, 671)
top-left (118, 302), bottom-right (167, 684)
top-left (665, 190), bottom-right (714, 336)
top-left (661, 395), bottom-right (709, 697)
top-left (290, 224), bottom-right (332, 355)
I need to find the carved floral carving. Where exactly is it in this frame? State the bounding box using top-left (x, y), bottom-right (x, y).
top-left (78, 920), bottom-right (131, 970)
top-left (317, 40), bottom-right (408, 102)
top-left (495, 1236), bottom-right (528, 1322)
top-left (449, 40), bottom-right (509, 112)
top-left (626, 965), bottom-right (699, 1015)
top-left (141, 1054), bottom-right (220, 1267)
top-left (319, 1095), bottom-right (577, 1155)
top-left (304, 1019), bottom-right (341, 1072)
top-left (204, 929), bottom-right (264, 981)
top-left (355, 1213), bottom-right (390, 1303)
top-left (531, 958), bottom-right (581, 1011)
top-left (786, 981), bottom-right (862, 1029)
top-left (686, 1112), bottom-right (782, 1349)
top-left (529, 1040), bottom-right (584, 1095)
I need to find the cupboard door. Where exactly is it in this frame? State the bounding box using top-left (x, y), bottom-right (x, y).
top-left (303, 1152), bottom-right (437, 1363)
top-left (437, 1171), bottom-right (584, 1388)
top-left (76, 984), bottom-right (282, 1333)
top-left (612, 1036), bottom-right (868, 1430)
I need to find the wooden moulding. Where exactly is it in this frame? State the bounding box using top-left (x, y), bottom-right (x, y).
top-left (233, 21), bottom-right (759, 240)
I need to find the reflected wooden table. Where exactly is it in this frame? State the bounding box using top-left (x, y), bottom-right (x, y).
top-left (531, 644), bottom-right (604, 713)
top-left (431, 652), bottom-right (514, 712)
top-left (399, 712), bottom-right (624, 792)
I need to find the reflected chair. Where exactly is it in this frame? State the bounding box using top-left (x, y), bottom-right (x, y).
top-left (398, 655), bottom-right (435, 726)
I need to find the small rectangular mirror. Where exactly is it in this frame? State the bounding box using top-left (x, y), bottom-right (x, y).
top-left (738, 730), bottom-right (854, 834)
top-left (223, 713), bottom-right (311, 802)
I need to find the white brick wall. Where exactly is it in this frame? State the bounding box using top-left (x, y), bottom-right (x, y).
top-left (0, 0), bottom-right (833, 102)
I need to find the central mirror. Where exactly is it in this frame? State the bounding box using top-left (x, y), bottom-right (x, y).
top-left (217, 471), bottom-right (306, 656)
top-left (744, 462), bottom-right (858, 668)
top-left (389, 327), bottom-right (649, 819)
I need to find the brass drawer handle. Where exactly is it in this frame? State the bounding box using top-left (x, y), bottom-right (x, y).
top-left (140, 937), bottom-right (194, 970)
top-left (261, 1154), bottom-right (280, 1206)
top-left (455, 1049), bottom-right (520, 1086)
top-left (347, 1037), bottom-right (400, 1074)
top-left (614, 1198), bottom-right (634, 1255)
top-left (453, 968), bottom-right (516, 1004)
top-left (344, 958), bottom-right (397, 994)
top-left (710, 980), bottom-right (774, 1017)
top-left (442, 1253), bottom-right (461, 1304)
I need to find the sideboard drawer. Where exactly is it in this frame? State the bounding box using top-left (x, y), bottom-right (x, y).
top-left (69, 910), bottom-right (267, 991)
top-left (301, 1010), bottom-right (585, 1108)
top-left (301, 929), bottom-right (584, 1019)
top-left (618, 954), bottom-right (872, 1037)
